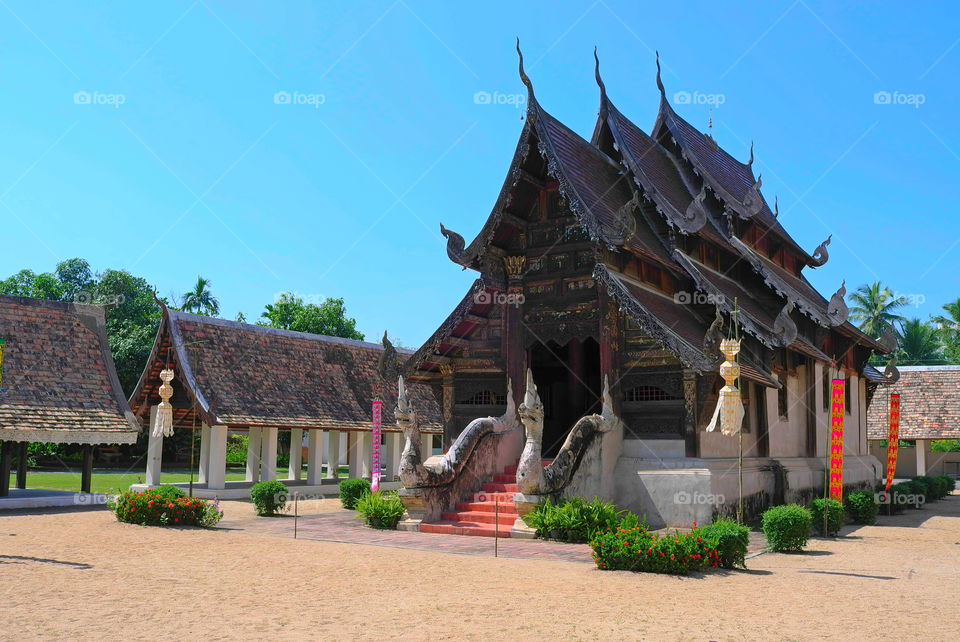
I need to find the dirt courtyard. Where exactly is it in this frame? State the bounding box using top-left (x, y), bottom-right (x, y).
top-left (1, 496), bottom-right (958, 641)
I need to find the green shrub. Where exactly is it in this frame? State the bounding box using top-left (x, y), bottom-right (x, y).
top-left (523, 496), bottom-right (625, 543)
top-left (930, 439), bottom-right (960, 452)
top-left (151, 485), bottom-right (187, 500)
top-left (936, 475), bottom-right (955, 497)
top-left (810, 498), bottom-right (845, 536)
top-left (887, 481), bottom-right (925, 511)
top-left (696, 518), bottom-right (750, 569)
top-left (762, 504), bottom-right (812, 552)
top-left (355, 490), bottom-right (406, 529)
top-left (108, 490), bottom-right (223, 527)
top-left (339, 478), bottom-right (371, 509)
top-left (590, 523), bottom-right (720, 575)
top-left (845, 490), bottom-right (878, 525)
top-left (250, 480), bottom-right (289, 516)
top-left (911, 476), bottom-right (935, 503)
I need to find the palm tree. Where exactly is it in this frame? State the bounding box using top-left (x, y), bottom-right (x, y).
top-left (180, 276), bottom-right (220, 317)
top-left (897, 318), bottom-right (944, 365)
top-left (933, 297), bottom-right (960, 363)
top-left (848, 282), bottom-right (907, 339)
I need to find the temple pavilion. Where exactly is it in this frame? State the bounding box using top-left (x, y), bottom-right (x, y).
top-left (398, 45), bottom-right (894, 531)
top-left (0, 295), bottom-right (140, 500)
top-left (128, 304), bottom-right (441, 498)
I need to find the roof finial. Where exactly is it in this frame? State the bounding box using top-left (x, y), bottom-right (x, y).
top-left (708, 107), bottom-right (713, 136)
top-left (748, 141), bottom-right (754, 167)
top-left (594, 46), bottom-right (607, 103)
top-left (773, 195), bottom-right (779, 218)
top-left (516, 37), bottom-right (534, 97)
top-left (655, 51), bottom-right (665, 98)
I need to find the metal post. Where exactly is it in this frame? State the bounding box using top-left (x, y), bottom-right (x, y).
top-left (494, 494), bottom-right (499, 558)
top-left (294, 492), bottom-right (299, 539)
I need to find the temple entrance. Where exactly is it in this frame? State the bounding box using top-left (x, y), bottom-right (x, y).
top-left (529, 338), bottom-right (601, 457)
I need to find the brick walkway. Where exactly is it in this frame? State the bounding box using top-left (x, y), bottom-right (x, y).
top-left (219, 510), bottom-right (768, 564)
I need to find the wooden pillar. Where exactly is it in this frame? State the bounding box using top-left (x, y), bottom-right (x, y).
top-left (306, 429), bottom-right (324, 485)
top-left (288, 428), bottom-right (303, 481)
top-left (567, 337), bottom-right (586, 416)
top-left (80, 444), bottom-right (94, 493)
top-left (805, 360), bottom-right (818, 457)
top-left (245, 426), bottom-right (262, 482)
top-left (682, 370), bottom-right (698, 457)
top-left (16, 442), bottom-right (28, 489)
top-left (206, 425), bottom-right (228, 490)
top-left (598, 290), bottom-right (621, 417)
top-left (0, 441), bottom-right (13, 497)
top-left (198, 423), bottom-right (211, 484)
top-left (502, 256), bottom-right (527, 408)
top-left (260, 427), bottom-right (278, 481)
top-left (145, 405), bottom-right (163, 486)
top-left (440, 365), bottom-right (455, 449)
top-left (326, 431), bottom-right (341, 479)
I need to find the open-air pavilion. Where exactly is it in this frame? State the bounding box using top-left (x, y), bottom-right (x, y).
top-left (127, 306), bottom-right (442, 499)
top-left (0, 295), bottom-right (141, 506)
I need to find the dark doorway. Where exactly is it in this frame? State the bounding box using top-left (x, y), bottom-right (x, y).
top-left (529, 338), bottom-right (601, 457)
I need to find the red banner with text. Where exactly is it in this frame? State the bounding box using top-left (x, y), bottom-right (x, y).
top-left (829, 379), bottom-right (845, 501)
top-left (884, 394), bottom-right (901, 492)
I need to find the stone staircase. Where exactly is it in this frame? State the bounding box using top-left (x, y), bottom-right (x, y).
top-left (419, 461), bottom-right (550, 538)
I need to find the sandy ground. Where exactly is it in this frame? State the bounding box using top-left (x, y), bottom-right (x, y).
top-left (2, 496), bottom-right (959, 641)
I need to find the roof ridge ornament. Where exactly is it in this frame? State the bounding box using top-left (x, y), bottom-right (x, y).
top-left (809, 234), bottom-right (832, 267)
top-left (655, 50), bottom-right (665, 98)
top-left (680, 185), bottom-right (708, 233)
top-left (879, 324), bottom-right (898, 353)
top-left (773, 195), bottom-right (779, 218)
top-left (773, 297), bottom-right (798, 347)
top-left (882, 354), bottom-right (900, 384)
top-left (747, 141), bottom-right (754, 167)
top-left (594, 46), bottom-right (608, 115)
top-left (827, 280), bottom-right (849, 326)
top-left (740, 174), bottom-right (764, 218)
top-left (439, 222), bottom-right (467, 267)
top-left (516, 37), bottom-right (535, 100)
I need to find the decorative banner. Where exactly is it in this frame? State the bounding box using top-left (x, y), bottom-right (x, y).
top-left (371, 399), bottom-right (383, 492)
top-left (884, 394), bottom-right (901, 492)
top-left (829, 379), bottom-right (845, 501)
top-left (705, 338), bottom-right (745, 436)
top-left (0, 337), bottom-right (5, 391)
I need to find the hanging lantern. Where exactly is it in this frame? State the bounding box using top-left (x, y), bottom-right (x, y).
top-left (705, 338), bottom-right (744, 436)
top-left (153, 368), bottom-right (175, 438)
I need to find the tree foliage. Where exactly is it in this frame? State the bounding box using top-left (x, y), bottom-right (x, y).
top-left (179, 276), bottom-right (220, 317)
top-left (933, 298), bottom-right (960, 364)
top-left (258, 293), bottom-right (364, 340)
top-left (848, 281), bottom-right (906, 339)
top-left (897, 318), bottom-right (945, 366)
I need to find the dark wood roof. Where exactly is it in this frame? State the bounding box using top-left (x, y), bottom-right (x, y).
top-left (0, 295), bottom-right (140, 444)
top-left (128, 309), bottom-right (442, 432)
top-left (867, 366), bottom-right (960, 440)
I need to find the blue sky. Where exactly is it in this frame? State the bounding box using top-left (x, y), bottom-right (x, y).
top-left (1, 1), bottom-right (958, 345)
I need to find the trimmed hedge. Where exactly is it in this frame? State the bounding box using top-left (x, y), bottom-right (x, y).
top-left (762, 504), bottom-right (812, 552)
top-left (810, 498), bottom-right (845, 536)
top-left (250, 480), bottom-right (289, 516)
top-left (845, 490), bottom-right (878, 525)
top-left (339, 478), bottom-right (371, 509)
top-left (108, 489), bottom-right (223, 527)
top-left (523, 497), bottom-right (624, 543)
top-left (355, 490), bottom-right (406, 529)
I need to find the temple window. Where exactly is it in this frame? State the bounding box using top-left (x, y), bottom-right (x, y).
top-left (458, 390), bottom-right (507, 405)
top-left (624, 385), bottom-right (678, 402)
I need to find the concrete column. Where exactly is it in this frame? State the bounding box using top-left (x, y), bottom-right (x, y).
top-left (207, 425), bottom-right (228, 490)
top-left (917, 439), bottom-right (927, 476)
top-left (422, 433), bottom-right (433, 459)
top-left (326, 431), bottom-right (341, 479)
top-left (198, 423), bottom-right (211, 484)
top-left (348, 432), bottom-right (360, 478)
top-left (146, 405), bottom-right (163, 486)
top-left (245, 426), bottom-right (262, 482)
top-left (381, 432), bottom-right (397, 481)
top-left (288, 428), bottom-right (303, 481)
top-left (306, 429), bottom-right (324, 485)
top-left (260, 427), bottom-right (278, 481)
top-left (359, 431), bottom-right (372, 479)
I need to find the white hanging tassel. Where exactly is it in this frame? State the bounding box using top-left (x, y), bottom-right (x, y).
top-left (705, 339), bottom-right (745, 436)
top-left (153, 368), bottom-right (175, 438)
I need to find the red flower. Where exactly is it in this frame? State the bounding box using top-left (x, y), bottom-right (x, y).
top-left (692, 522), bottom-right (697, 528)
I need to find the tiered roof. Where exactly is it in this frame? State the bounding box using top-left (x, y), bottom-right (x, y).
top-left (0, 295), bottom-right (140, 444)
top-left (129, 308), bottom-right (442, 433)
top-left (409, 44), bottom-right (889, 383)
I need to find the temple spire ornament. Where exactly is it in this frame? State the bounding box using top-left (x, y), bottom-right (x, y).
top-left (516, 37), bottom-right (534, 99)
top-left (153, 368), bottom-right (175, 438)
top-left (747, 141), bottom-right (755, 168)
top-left (655, 51), bottom-right (665, 98)
top-left (593, 46), bottom-right (607, 107)
top-left (773, 195), bottom-right (779, 218)
top-left (809, 234), bottom-right (832, 267)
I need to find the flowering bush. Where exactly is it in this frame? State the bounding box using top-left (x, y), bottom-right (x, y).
top-left (108, 489), bottom-right (223, 528)
top-left (590, 519), bottom-right (725, 575)
top-left (762, 504), bottom-right (812, 552)
top-left (696, 518), bottom-right (750, 569)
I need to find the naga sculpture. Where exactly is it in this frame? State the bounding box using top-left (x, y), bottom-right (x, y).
top-left (826, 281), bottom-right (849, 326)
top-left (740, 175), bottom-right (764, 218)
top-left (439, 223), bottom-right (467, 267)
top-left (515, 369), bottom-right (619, 495)
top-left (773, 297), bottom-right (798, 347)
top-left (396, 375), bottom-right (516, 488)
top-left (680, 186), bottom-right (709, 233)
top-left (882, 354), bottom-right (901, 384)
top-left (809, 234), bottom-right (832, 268)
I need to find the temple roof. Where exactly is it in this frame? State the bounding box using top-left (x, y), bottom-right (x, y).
top-left (866, 366), bottom-right (960, 440)
top-left (0, 295), bottom-right (141, 444)
top-left (128, 309), bottom-right (442, 433)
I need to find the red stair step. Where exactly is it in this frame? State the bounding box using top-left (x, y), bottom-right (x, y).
top-left (420, 520), bottom-right (512, 538)
top-left (442, 510), bottom-right (515, 526)
top-left (482, 482), bottom-right (519, 493)
top-left (456, 501), bottom-right (518, 514)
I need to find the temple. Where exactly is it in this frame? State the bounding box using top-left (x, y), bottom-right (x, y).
top-left (128, 304), bottom-right (442, 498)
top-left (397, 44), bottom-right (895, 533)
